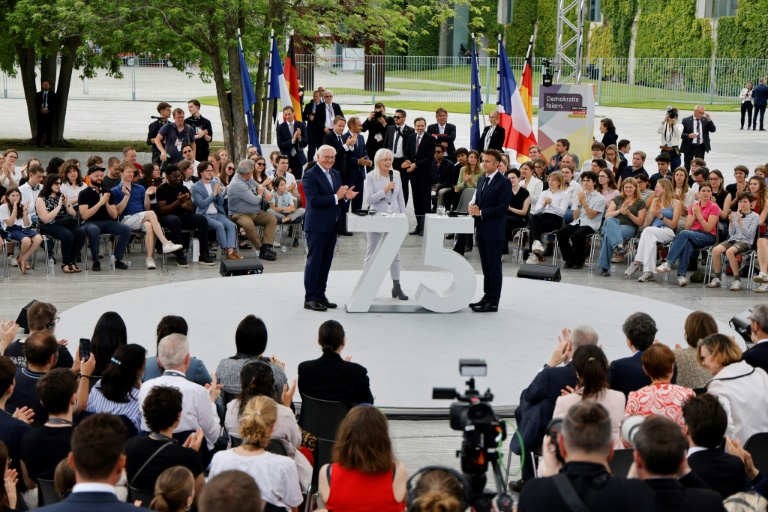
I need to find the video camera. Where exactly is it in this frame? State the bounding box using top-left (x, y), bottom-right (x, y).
top-left (433, 359), bottom-right (512, 512)
top-left (542, 58), bottom-right (553, 87)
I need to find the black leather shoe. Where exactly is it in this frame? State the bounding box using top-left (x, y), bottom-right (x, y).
top-left (469, 299), bottom-right (487, 308)
top-left (409, 229), bottom-right (423, 235)
top-left (304, 301), bottom-right (327, 311)
top-left (472, 303), bottom-right (498, 313)
top-left (338, 230), bottom-right (354, 236)
top-left (320, 298), bottom-right (337, 309)
top-left (259, 248), bottom-right (277, 261)
top-left (509, 479), bottom-right (527, 493)
top-left (91, 261), bottom-right (101, 272)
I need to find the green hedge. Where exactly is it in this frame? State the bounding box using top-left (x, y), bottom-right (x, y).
top-left (598, 0), bottom-right (637, 58)
top-left (504, 0), bottom-right (538, 57)
top-left (717, 0), bottom-right (768, 58)
top-left (535, 0), bottom-right (557, 58)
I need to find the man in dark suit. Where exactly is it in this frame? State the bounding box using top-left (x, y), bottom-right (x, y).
top-left (431, 145), bottom-right (454, 212)
top-left (361, 102), bottom-right (394, 162)
top-left (404, 117), bottom-right (436, 235)
top-left (42, 414), bottom-right (147, 511)
top-left (323, 116), bottom-right (353, 235)
top-left (276, 105), bottom-right (308, 180)
top-left (479, 111), bottom-right (506, 151)
top-left (427, 107), bottom-right (457, 161)
top-left (509, 326), bottom-right (599, 491)
top-left (302, 90), bottom-right (323, 161)
top-left (752, 78), bottom-right (768, 131)
top-left (302, 145), bottom-right (357, 311)
top-left (467, 149), bottom-right (512, 312)
top-left (297, 319), bottom-right (374, 418)
top-left (185, 99), bottom-right (213, 161)
top-left (313, 89), bottom-right (344, 147)
top-left (383, 109), bottom-right (415, 203)
top-left (518, 401), bottom-right (658, 512)
top-left (343, 117), bottom-right (372, 212)
top-left (34, 80), bottom-right (55, 148)
top-left (742, 305), bottom-right (768, 373)
top-left (634, 416), bottom-right (725, 512)
top-left (681, 105), bottom-right (716, 171)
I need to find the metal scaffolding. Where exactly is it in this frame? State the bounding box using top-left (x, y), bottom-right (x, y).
top-left (554, 0), bottom-right (587, 84)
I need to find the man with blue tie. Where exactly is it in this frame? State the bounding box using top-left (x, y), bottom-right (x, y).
top-left (276, 106), bottom-right (308, 180)
top-left (323, 116), bottom-right (353, 235)
top-left (468, 149), bottom-right (512, 312)
top-left (343, 117), bottom-right (372, 212)
top-left (302, 145), bottom-right (358, 311)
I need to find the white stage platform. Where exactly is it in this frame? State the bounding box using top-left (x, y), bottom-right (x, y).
top-left (57, 271), bottom-right (741, 412)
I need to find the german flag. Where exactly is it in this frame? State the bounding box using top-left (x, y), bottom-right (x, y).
top-left (285, 36), bottom-right (302, 121)
top-left (516, 36), bottom-right (537, 162)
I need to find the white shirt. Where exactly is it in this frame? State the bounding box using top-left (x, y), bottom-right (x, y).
top-left (392, 127), bottom-right (405, 158)
top-left (1, 167), bottom-right (22, 188)
top-left (563, 180), bottom-right (582, 209)
top-left (521, 176), bottom-right (543, 208)
top-left (138, 370), bottom-right (220, 450)
top-left (60, 182), bottom-right (87, 203)
top-left (274, 171), bottom-right (296, 189)
top-left (72, 483), bottom-right (117, 496)
top-left (0, 203), bottom-right (29, 229)
top-left (19, 182), bottom-right (42, 207)
top-left (533, 189), bottom-right (570, 217)
top-left (657, 121), bottom-right (683, 146)
top-left (324, 103), bottom-right (335, 129)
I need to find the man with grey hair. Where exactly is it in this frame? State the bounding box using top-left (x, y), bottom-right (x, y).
top-left (227, 159), bottom-right (278, 261)
top-left (743, 304), bottom-right (768, 373)
top-left (509, 326), bottom-right (599, 492)
top-left (138, 333), bottom-right (222, 452)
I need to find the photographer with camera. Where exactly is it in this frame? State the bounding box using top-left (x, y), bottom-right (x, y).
top-left (658, 107), bottom-right (683, 170)
top-left (518, 401), bottom-right (658, 512)
top-left (362, 102), bottom-right (394, 163)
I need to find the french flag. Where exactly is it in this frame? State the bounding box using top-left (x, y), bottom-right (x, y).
top-left (267, 33), bottom-right (293, 120)
top-left (496, 35), bottom-right (537, 159)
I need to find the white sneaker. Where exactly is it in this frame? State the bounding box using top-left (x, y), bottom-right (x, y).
top-left (678, 275), bottom-right (688, 287)
top-left (273, 241), bottom-right (281, 248)
top-left (625, 263), bottom-right (640, 277)
top-left (532, 240), bottom-right (545, 255)
top-left (707, 277), bottom-right (721, 288)
top-left (730, 280), bottom-right (743, 291)
top-left (526, 253), bottom-right (539, 264)
top-left (754, 272), bottom-right (768, 284)
top-left (162, 241), bottom-right (184, 254)
top-left (638, 271), bottom-right (654, 282)
top-left (146, 258), bottom-right (157, 270)
top-left (656, 261), bottom-right (671, 273)
top-left (9, 255), bottom-right (17, 267)
top-left (756, 283), bottom-right (768, 293)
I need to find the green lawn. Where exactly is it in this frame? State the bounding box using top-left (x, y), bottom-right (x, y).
top-left (386, 81), bottom-right (464, 92)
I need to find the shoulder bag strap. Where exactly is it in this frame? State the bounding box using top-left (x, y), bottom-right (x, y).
top-left (552, 472), bottom-right (590, 512)
top-left (130, 441), bottom-right (174, 488)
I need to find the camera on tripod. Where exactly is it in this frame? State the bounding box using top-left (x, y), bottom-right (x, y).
top-left (541, 58), bottom-right (553, 87)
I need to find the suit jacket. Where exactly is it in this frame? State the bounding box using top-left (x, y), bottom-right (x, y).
top-left (41, 491), bottom-right (149, 511)
top-left (688, 447), bottom-right (750, 499)
top-left (518, 462), bottom-right (659, 512)
top-left (404, 132), bottom-right (436, 182)
top-left (190, 179), bottom-right (226, 216)
top-left (680, 115), bottom-right (716, 153)
top-left (753, 84), bottom-right (768, 107)
top-left (302, 101), bottom-right (321, 129)
top-left (742, 342), bottom-right (768, 375)
top-left (298, 352), bottom-right (374, 410)
top-left (342, 131), bottom-right (369, 184)
top-left (313, 101), bottom-right (344, 136)
top-left (511, 364), bottom-right (578, 453)
top-left (276, 121), bottom-right (309, 167)
top-left (323, 131), bottom-right (349, 177)
top-left (609, 351), bottom-right (651, 398)
top-left (643, 478), bottom-right (725, 512)
top-left (35, 90), bottom-right (56, 114)
top-left (383, 124), bottom-right (415, 159)
top-left (433, 158), bottom-right (455, 186)
top-left (302, 163), bottom-right (343, 233)
top-left (474, 172), bottom-right (512, 241)
top-left (427, 123), bottom-right (457, 159)
top-left (480, 125), bottom-right (506, 151)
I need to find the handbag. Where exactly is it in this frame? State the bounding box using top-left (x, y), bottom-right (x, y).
top-left (55, 214), bottom-right (77, 227)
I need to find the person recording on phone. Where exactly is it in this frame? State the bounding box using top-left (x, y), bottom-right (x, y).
top-left (658, 107), bottom-right (683, 170)
top-left (681, 105), bottom-right (716, 171)
top-left (362, 102), bottom-right (394, 162)
top-left (363, 149), bottom-right (408, 301)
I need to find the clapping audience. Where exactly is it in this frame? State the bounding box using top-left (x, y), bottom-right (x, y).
top-left (85, 344), bottom-right (146, 433)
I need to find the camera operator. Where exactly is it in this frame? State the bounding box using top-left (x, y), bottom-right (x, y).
top-left (362, 102), bottom-right (394, 166)
top-left (148, 102), bottom-right (172, 165)
top-left (658, 107), bottom-right (682, 170)
top-left (518, 400), bottom-right (658, 512)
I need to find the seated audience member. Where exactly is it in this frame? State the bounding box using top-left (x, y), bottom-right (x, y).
top-left (596, 177), bottom-right (647, 276)
top-left (617, 150), bottom-right (649, 186)
top-left (610, 312), bottom-right (671, 398)
top-left (673, 311), bottom-right (719, 390)
top-left (89, 311), bottom-right (128, 379)
top-left (54, 458), bottom-right (75, 501)
top-left (156, 164), bottom-right (214, 267)
top-left (267, 176), bottom-right (305, 225)
top-left (111, 162), bottom-right (183, 270)
top-left (209, 396), bottom-right (303, 511)
top-left (556, 171), bottom-right (605, 269)
top-left (148, 466), bottom-right (195, 512)
top-left (39, 414), bottom-right (140, 511)
top-left (624, 344), bottom-right (694, 445)
top-left (517, 401), bottom-right (657, 511)
top-left (580, 142), bottom-right (606, 175)
top-left (597, 168), bottom-right (620, 204)
top-left (656, 183), bottom-right (720, 287)
top-left (126, 386), bottom-right (203, 496)
top-left (199, 470), bottom-right (261, 512)
top-left (78, 166), bottom-right (132, 271)
top-left (708, 192), bottom-right (759, 291)
top-left (636, 172), bottom-right (653, 201)
top-left (35, 173), bottom-right (86, 273)
top-left (191, 160), bottom-right (242, 260)
top-left (519, 161), bottom-right (543, 209)
top-left (699, 333), bottom-right (768, 444)
top-left (632, 416), bottom-right (725, 512)
top-left (143, 316), bottom-right (211, 386)
top-left (649, 153), bottom-right (673, 190)
top-left (406, 468), bottom-right (465, 512)
top-left (20, 369), bottom-right (78, 483)
top-left (724, 493), bottom-right (768, 511)
top-left (0, 440), bottom-right (18, 511)
top-left (138, 334), bottom-right (221, 453)
top-left (4, 301), bottom-right (73, 370)
top-left (86, 344), bottom-right (146, 433)
top-left (552, 345), bottom-right (625, 448)
top-left (561, 165), bottom-right (582, 223)
top-left (742, 305), bottom-right (768, 373)
top-left (318, 406), bottom-right (408, 512)
top-left (224, 362), bottom-right (309, 487)
top-left (298, 320), bottom-right (374, 415)
top-left (227, 159), bottom-right (278, 261)
top-left (627, 179), bottom-right (683, 282)
top-left (502, 169), bottom-right (530, 255)
top-left (216, 315), bottom-right (287, 399)
top-left (0, 186), bottom-right (43, 274)
top-left (526, 171), bottom-right (569, 264)
top-left (509, 326), bottom-right (599, 491)
top-left (0, 356), bottom-right (32, 494)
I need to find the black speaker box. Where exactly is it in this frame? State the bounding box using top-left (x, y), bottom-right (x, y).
top-left (517, 264), bottom-right (561, 282)
top-left (16, 300), bottom-right (38, 334)
top-left (730, 309), bottom-right (752, 345)
top-left (219, 257), bottom-right (264, 277)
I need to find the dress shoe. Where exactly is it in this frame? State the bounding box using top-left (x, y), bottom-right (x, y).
top-left (472, 302), bottom-right (498, 313)
top-left (469, 298), bottom-right (487, 308)
top-left (304, 301), bottom-right (327, 311)
top-left (409, 229), bottom-right (423, 235)
top-left (320, 298), bottom-right (337, 309)
top-left (259, 247), bottom-right (277, 261)
top-left (338, 230), bottom-right (354, 236)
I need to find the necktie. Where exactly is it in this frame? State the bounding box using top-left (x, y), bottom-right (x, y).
top-left (696, 119), bottom-right (701, 145)
top-left (338, 135), bottom-right (343, 148)
top-left (32, 185), bottom-right (40, 191)
top-left (325, 169), bottom-right (334, 189)
top-left (43, 91), bottom-right (48, 109)
top-left (289, 124), bottom-right (297, 156)
top-left (289, 123), bottom-right (294, 136)
top-left (393, 129), bottom-right (401, 153)
top-left (416, 135), bottom-right (422, 152)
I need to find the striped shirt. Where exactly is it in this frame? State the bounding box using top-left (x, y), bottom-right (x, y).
top-left (86, 381), bottom-right (142, 431)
